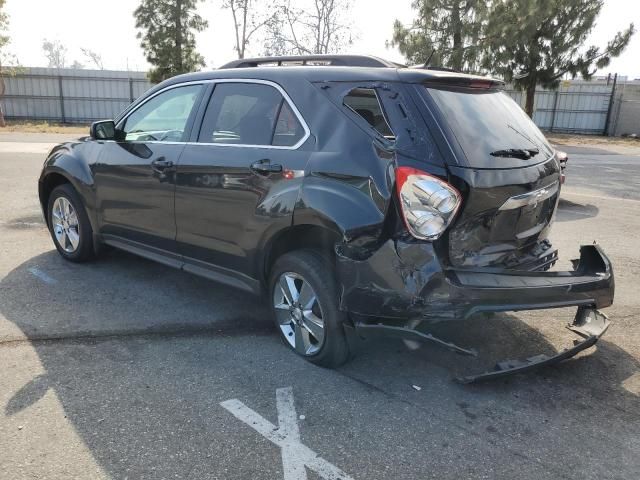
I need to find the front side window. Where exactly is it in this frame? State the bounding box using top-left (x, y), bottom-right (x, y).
top-left (344, 88), bottom-right (395, 139)
top-left (122, 85), bottom-right (202, 142)
top-left (198, 82), bottom-right (305, 147)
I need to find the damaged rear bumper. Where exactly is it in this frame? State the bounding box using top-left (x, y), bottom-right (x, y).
top-left (337, 241), bottom-right (615, 382)
top-left (337, 241), bottom-right (614, 321)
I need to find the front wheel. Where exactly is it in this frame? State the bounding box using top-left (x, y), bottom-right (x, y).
top-left (47, 183), bottom-right (95, 262)
top-left (269, 250), bottom-right (350, 368)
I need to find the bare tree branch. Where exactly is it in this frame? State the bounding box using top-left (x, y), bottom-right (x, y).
top-left (81, 48), bottom-right (104, 69)
top-left (222, 0), bottom-right (278, 59)
top-left (263, 0), bottom-right (352, 56)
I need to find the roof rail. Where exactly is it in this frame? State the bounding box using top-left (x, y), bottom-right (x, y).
top-left (219, 55), bottom-right (404, 69)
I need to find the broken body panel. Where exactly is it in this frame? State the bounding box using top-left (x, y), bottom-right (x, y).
top-left (311, 77), bottom-right (615, 379)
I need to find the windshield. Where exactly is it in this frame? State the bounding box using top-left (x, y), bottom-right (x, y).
top-left (424, 87), bottom-right (553, 168)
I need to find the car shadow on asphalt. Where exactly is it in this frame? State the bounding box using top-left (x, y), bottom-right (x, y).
top-left (1, 248), bottom-right (273, 340)
top-left (556, 198), bottom-right (599, 222)
top-left (2, 249), bottom-right (639, 477)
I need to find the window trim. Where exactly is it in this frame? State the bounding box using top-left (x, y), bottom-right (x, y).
top-left (193, 78), bottom-right (311, 150)
top-left (115, 80), bottom-right (210, 145)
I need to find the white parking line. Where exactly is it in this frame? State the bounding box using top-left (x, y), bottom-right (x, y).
top-left (221, 387), bottom-right (355, 480)
top-left (27, 267), bottom-right (57, 285)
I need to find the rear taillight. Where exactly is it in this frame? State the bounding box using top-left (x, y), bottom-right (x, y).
top-left (395, 167), bottom-right (462, 240)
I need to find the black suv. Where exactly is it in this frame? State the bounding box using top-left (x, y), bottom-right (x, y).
top-left (39, 55), bottom-right (614, 381)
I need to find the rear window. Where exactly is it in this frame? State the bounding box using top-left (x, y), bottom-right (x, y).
top-left (424, 87), bottom-right (553, 168)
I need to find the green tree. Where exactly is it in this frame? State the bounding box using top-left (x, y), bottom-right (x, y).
top-left (483, 0), bottom-right (635, 117)
top-left (389, 0), bottom-right (488, 71)
top-left (134, 0), bottom-right (208, 83)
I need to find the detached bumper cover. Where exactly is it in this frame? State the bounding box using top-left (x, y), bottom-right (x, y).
top-left (457, 307), bottom-right (610, 383)
top-left (337, 242), bottom-right (614, 321)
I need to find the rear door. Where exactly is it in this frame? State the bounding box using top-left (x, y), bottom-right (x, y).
top-left (175, 80), bottom-right (310, 287)
top-left (95, 83), bottom-right (205, 254)
top-left (416, 86), bottom-right (561, 268)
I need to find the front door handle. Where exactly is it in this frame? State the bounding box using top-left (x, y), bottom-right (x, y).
top-left (151, 158), bottom-right (175, 171)
top-left (250, 159), bottom-right (283, 175)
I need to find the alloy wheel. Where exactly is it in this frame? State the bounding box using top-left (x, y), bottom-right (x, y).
top-left (52, 196), bottom-right (80, 253)
top-left (273, 272), bottom-right (325, 355)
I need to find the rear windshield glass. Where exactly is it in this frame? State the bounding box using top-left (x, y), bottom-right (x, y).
top-left (424, 87), bottom-right (553, 168)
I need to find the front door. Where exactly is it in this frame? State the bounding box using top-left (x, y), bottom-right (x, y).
top-left (175, 81), bottom-right (310, 286)
top-left (95, 83), bottom-right (205, 253)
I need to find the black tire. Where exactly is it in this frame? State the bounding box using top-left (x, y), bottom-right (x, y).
top-left (269, 249), bottom-right (350, 368)
top-left (47, 183), bottom-right (95, 262)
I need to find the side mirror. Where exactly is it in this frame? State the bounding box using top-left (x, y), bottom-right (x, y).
top-left (90, 120), bottom-right (117, 140)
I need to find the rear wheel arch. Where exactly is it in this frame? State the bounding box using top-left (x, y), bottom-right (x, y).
top-left (262, 224), bottom-right (342, 284)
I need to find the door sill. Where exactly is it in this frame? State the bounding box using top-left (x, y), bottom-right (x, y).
top-left (101, 235), bottom-right (261, 294)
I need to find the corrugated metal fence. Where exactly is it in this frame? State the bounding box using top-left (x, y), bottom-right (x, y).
top-left (506, 82), bottom-right (615, 135)
top-left (0, 67), bottom-right (625, 135)
top-left (2, 67), bottom-right (152, 124)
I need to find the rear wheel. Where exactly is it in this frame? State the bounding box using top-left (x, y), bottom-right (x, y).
top-left (47, 184), bottom-right (95, 262)
top-left (269, 250), bottom-right (350, 368)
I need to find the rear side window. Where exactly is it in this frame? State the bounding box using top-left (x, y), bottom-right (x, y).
top-left (273, 102), bottom-right (305, 147)
top-left (198, 82), bottom-right (305, 147)
top-left (344, 88), bottom-right (394, 139)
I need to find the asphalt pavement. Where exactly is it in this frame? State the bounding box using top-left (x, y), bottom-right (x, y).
top-left (1, 133), bottom-right (639, 480)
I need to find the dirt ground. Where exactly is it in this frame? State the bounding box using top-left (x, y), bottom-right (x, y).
top-left (2, 122), bottom-right (89, 134)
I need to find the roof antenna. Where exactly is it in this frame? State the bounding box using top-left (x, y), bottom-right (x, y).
top-left (423, 49), bottom-right (436, 69)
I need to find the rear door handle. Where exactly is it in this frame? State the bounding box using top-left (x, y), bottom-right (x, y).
top-left (151, 158), bottom-right (175, 171)
top-left (250, 160), bottom-right (283, 175)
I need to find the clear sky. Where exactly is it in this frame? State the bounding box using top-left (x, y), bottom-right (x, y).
top-left (5, 0), bottom-right (640, 78)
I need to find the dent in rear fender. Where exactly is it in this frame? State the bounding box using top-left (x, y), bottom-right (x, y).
top-left (337, 239), bottom-right (454, 320)
top-left (294, 129), bottom-right (396, 248)
top-left (293, 79), bottom-right (448, 250)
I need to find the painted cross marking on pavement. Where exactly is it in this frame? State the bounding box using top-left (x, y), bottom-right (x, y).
top-left (220, 387), bottom-right (355, 480)
top-left (28, 267), bottom-right (57, 285)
